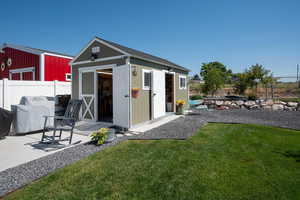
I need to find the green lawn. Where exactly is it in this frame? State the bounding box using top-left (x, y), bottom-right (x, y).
top-left (6, 124), bottom-right (300, 200)
top-left (278, 97), bottom-right (300, 103)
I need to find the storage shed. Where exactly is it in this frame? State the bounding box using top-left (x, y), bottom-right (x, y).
top-left (71, 37), bottom-right (189, 129)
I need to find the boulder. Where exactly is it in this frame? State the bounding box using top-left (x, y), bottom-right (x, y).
top-left (272, 104), bottom-right (284, 111)
top-left (284, 106), bottom-right (295, 111)
top-left (230, 103), bottom-right (240, 109)
top-left (265, 99), bottom-right (274, 105)
top-left (262, 105), bottom-right (272, 110)
top-left (297, 104), bottom-right (300, 111)
top-left (279, 101), bottom-right (287, 105)
top-left (224, 101), bottom-right (232, 106)
top-left (236, 100), bottom-right (244, 106)
top-left (216, 105), bottom-right (229, 110)
top-left (215, 101), bottom-right (224, 106)
top-left (287, 102), bottom-right (298, 107)
top-left (250, 105), bottom-right (260, 110)
top-left (244, 101), bottom-right (256, 107)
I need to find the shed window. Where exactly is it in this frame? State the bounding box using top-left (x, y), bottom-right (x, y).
top-left (142, 70), bottom-right (151, 90)
top-left (179, 75), bottom-right (186, 89)
top-left (65, 73), bottom-right (72, 81)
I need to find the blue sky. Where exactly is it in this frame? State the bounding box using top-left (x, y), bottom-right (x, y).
top-left (0, 0), bottom-right (299, 78)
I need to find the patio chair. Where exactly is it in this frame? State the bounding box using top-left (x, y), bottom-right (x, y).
top-left (41, 99), bottom-right (83, 144)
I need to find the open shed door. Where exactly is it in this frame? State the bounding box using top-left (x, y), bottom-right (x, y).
top-left (152, 70), bottom-right (166, 119)
top-left (113, 65), bottom-right (130, 128)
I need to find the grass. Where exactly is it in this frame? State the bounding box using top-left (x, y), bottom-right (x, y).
top-left (5, 124), bottom-right (300, 200)
top-left (278, 97), bottom-right (300, 102)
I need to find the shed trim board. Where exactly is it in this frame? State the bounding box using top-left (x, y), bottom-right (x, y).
top-left (79, 64), bottom-right (116, 121)
top-left (72, 55), bottom-right (126, 66)
top-left (163, 70), bottom-right (176, 112)
top-left (40, 54), bottom-right (45, 81)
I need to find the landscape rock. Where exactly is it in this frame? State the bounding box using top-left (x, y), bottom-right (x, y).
top-left (224, 101), bottom-right (232, 106)
top-left (201, 99), bottom-right (298, 111)
top-left (250, 105), bottom-right (260, 110)
top-left (284, 106), bottom-right (295, 111)
top-left (287, 102), bottom-right (298, 107)
top-left (236, 100), bottom-right (244, 106)
top-left (216, 105), bottom-right (229, 110)
top-left (272, 104), bottom-right (284, 111)
top-left (215, 101), bottom-right (224, 106)
top-left (244, 101), bottom-right (256, 107)
top-left (262, 105), bottom-right (272, 110)
top-left (279, 101), bottom-right (287, 105)
top-left (265, 99), bottom-right (274, 105)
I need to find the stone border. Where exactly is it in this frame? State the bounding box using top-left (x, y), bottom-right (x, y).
top-left (202, 99), bottom-right (300, 111)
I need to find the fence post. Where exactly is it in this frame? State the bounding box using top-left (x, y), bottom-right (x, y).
top-left (54, 80), bottom-right (58, 97)
top-left (3, 78), bottom-right (9, 109)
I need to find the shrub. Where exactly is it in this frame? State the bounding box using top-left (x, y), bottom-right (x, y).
top-left (91, 128), bottom-right (109, 145)
top-left (190, 95), bottom-right (203, 100)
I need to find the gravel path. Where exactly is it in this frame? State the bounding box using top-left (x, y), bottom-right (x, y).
top-left (1, 110), bottom-right (299, 197)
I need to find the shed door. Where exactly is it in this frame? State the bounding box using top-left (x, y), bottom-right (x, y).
top-left (80, 71), bottom-right (96, 121)
top-left (152, 70), bottom-right (166, 119)
top-left (113, 65), bottom-right (130, 128)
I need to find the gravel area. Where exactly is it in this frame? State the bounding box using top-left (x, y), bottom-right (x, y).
top-left (129, 115), bottom-right (207, 140)
top-left (1, 110), bottom-right (299, 197)
top-left (0, 138), bottom-right (127, 197)
top-left (199, 110), bottom-right (300, 131)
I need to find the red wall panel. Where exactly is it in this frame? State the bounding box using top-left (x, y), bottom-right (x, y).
top-left (44, 55), bottom-right (71, 82)
top-left (0, 47), bottom-right (40, 80)
top-left (22, 71), bottom-right (33, 80)
top-left (11, 73), bottom-right (21, 80)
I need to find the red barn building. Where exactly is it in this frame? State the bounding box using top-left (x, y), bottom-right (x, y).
top-left (0, 44), bottom-right (73, 81)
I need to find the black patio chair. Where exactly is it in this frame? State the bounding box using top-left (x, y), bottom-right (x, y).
top-left (41, 99), bottom-right (83, 144)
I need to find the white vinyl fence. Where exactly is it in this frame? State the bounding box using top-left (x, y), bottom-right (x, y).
top-left (0, 79), bottom-right (71, 110)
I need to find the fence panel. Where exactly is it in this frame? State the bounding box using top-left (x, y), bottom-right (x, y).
top-left (0, 79), bottom-right (71, 110)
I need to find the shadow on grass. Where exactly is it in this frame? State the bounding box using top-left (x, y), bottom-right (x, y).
top-left (280, 150), bottom-right (300, 162)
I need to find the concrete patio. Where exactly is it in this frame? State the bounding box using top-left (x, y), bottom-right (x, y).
top-left (0, 115), bottom-right (181, 173)
top-left (0, 120), bottom-right (114, 172)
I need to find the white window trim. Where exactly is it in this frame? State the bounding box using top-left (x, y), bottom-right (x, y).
top-left (142, 69), bottom-right (152, 90)
top-left (9, 67), bottom-right (35, 80)
top-left (179, 75), bottom-right (187, 90)
top-left (65, 73), bottom-right (72, 81)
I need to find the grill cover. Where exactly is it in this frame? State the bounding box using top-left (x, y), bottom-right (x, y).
top-left (0, 108), bottom-right (13, 138)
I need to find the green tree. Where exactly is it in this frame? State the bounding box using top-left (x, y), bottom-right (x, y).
top-left (233, 73), bottom-right (249, 95)
top-left (200, 62), bottom-right (232, 82)
top-left (261, 74), bottom-right (277, 99)
top-left (246, 64), bottom-right (269, 94)
top-left (201, 68), bottom-right (226, 96)
top-left (200, 62), bottom-right (230, 96)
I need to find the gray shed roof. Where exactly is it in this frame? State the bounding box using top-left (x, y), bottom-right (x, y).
top-left (96, 37), bottom-right (189, 72)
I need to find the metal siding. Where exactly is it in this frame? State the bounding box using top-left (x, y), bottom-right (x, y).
top-left (44, 55), bottom-right (71, 81)
top-left (0, 47), bottom-right (40, 80)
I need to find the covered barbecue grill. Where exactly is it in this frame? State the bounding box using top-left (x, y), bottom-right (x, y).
top-left (0, 108), bottom-right (13, 139)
